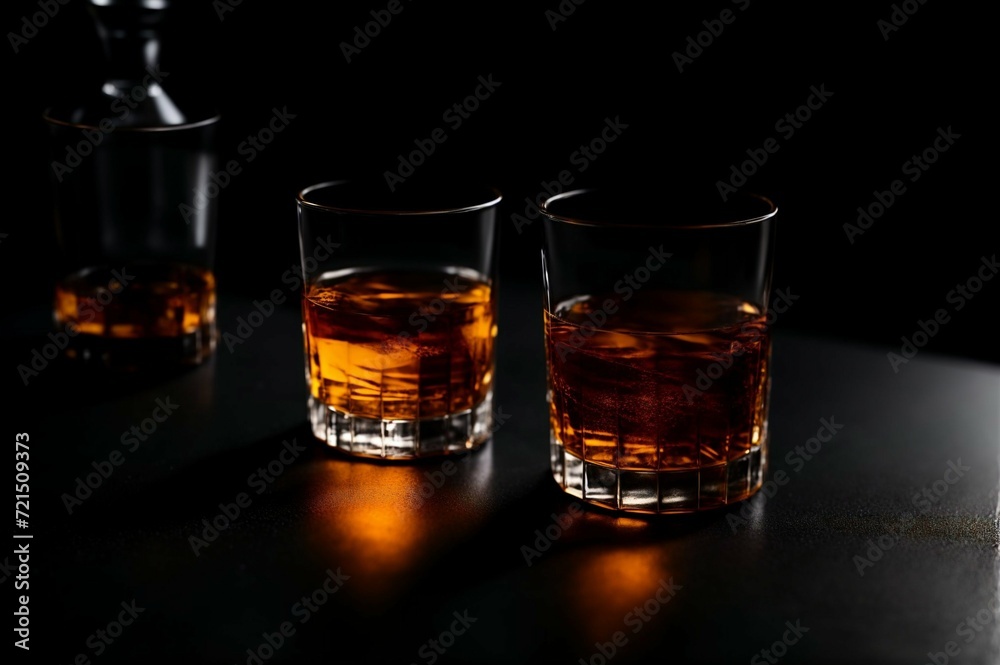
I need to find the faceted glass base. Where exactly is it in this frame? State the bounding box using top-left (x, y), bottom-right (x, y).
top-left (310, 389), bottom-right (493, 459)
top-left (550, 433), bottom-right (766, 514)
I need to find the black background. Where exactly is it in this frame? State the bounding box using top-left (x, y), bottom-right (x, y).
top-left (3, 3), bottom-right (999, 664)
top-left (4, 0), bottom-right (995, 364)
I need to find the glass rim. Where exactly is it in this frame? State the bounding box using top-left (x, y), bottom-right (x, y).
top-left (297, 180), bottom-right (502, 217)
top-left (539, 188), bottom-right (778, 229)
top-left (42, 111), bottom-right (221, 133)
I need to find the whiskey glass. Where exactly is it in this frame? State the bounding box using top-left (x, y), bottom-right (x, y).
top-left (45, 0), bottom-right (219, 369)
top-left (296, 181), bottom-right (500, 459)
top-left (540, 188), bottom-right (778, 513)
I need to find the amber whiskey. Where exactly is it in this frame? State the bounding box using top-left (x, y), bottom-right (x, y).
top-left (545, 290), bottom-right (770, 512)
top-left (54, 262), bottom-right (216, 367)
top-left (304, 268), bottom-right (496, 457)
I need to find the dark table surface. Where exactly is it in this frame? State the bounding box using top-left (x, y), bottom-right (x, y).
top-left (10, 281), bottom-right (1000, 665)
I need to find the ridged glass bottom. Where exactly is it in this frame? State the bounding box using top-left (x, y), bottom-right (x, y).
top-left (550, 433), bottom-right (766, 514)
top-left (310, 389), bottom-right (493, 459)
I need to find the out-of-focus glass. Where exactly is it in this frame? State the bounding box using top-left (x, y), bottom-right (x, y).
top-left (45, 0), bottom-right (219, 369)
